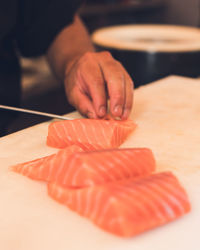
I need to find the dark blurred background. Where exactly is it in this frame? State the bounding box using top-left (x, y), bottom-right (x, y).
top-left (7, 0), bottom-right (200, 134)
top-left (79, 0), bottom-right (199, 31)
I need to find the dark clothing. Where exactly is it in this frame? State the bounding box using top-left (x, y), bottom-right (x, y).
top-left (0, 0), bottom-right (81, 135)
top-left (0, 0), bottom-right (81, 56)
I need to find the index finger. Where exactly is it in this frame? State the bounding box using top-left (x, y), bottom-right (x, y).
top-left (78, 53), bottom-right (107, 118)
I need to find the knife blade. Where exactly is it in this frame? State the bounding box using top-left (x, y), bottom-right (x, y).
top-left (0, 104), bottom-right (73, 120)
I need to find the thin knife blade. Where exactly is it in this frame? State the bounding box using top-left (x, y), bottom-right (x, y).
top-left (0, 104), bottom-right (73, 120)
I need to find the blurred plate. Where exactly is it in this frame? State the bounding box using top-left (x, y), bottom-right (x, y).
top-left (92, 25), bottom-right (200, 86)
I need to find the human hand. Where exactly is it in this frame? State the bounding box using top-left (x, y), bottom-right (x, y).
top-left (64, 51), bottom-right (134, 120)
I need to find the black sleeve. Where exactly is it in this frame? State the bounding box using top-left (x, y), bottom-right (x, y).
top-left (16, 0), bottom-right (82, 57)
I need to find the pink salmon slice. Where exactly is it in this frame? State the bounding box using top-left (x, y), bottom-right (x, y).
top-left (48, 171), bottom-right (191, 237)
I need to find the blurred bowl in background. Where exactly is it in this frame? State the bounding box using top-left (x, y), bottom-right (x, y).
top-left (92, 24), bottom-right (200, 87)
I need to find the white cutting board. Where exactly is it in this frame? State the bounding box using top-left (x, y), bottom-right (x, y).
top-left (0, 76), bottom-right (200, 250)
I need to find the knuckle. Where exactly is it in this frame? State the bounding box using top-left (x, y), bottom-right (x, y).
top-left (82, 51), bottom-right (95, 61)
top-left (111, 72), bottom-right (124, 82)
top-left (100, 51), bottom-right (112, 58)
top-left (107, 61), bottom-right (123, 73)
top-left (108, 60), bottom-right (117, 68)
top-left (112, 93), bottom-right (124, 103)
top-left (79, 52), bottom-right (99, 67)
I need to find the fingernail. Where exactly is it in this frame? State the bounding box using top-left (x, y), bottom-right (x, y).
top-left (114, 105), bottom-right (122, 117)
top-left (99, 106), bottom-right (106, 117)
top-left (122, 108), bottom-right (130, 120)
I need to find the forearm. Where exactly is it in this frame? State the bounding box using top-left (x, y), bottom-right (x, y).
top-left (46, 15), bottom-right (95, 81)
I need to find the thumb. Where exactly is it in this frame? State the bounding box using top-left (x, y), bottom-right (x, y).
top-left (68, 87), bottom-right (97, 119)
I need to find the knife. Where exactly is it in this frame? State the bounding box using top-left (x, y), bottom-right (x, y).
top-left (0, 104), bottom-right (72, 120)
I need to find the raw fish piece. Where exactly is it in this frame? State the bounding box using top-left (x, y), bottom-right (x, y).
top-left (46, 118), bottom-right (136, 149)
top-left (12, 147), bottom-right (155, 186)
top-left (48, 172), bottom-right (191, 237)
top-left (11, 145), bottom-right (85, 182)
top-left (56, 148), bottom-right (156, 187)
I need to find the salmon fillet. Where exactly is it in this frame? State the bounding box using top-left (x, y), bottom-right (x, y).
top-left (48, 172), bottom-right (191, 237)
top-left (56, 148), bottom-right (156, 187)
top-left (11, 145), bottom-right (85, 182)
top-left (12, 148), bottom-right (155, 186)
top-left (46, 119), bottom-right (136, 149)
